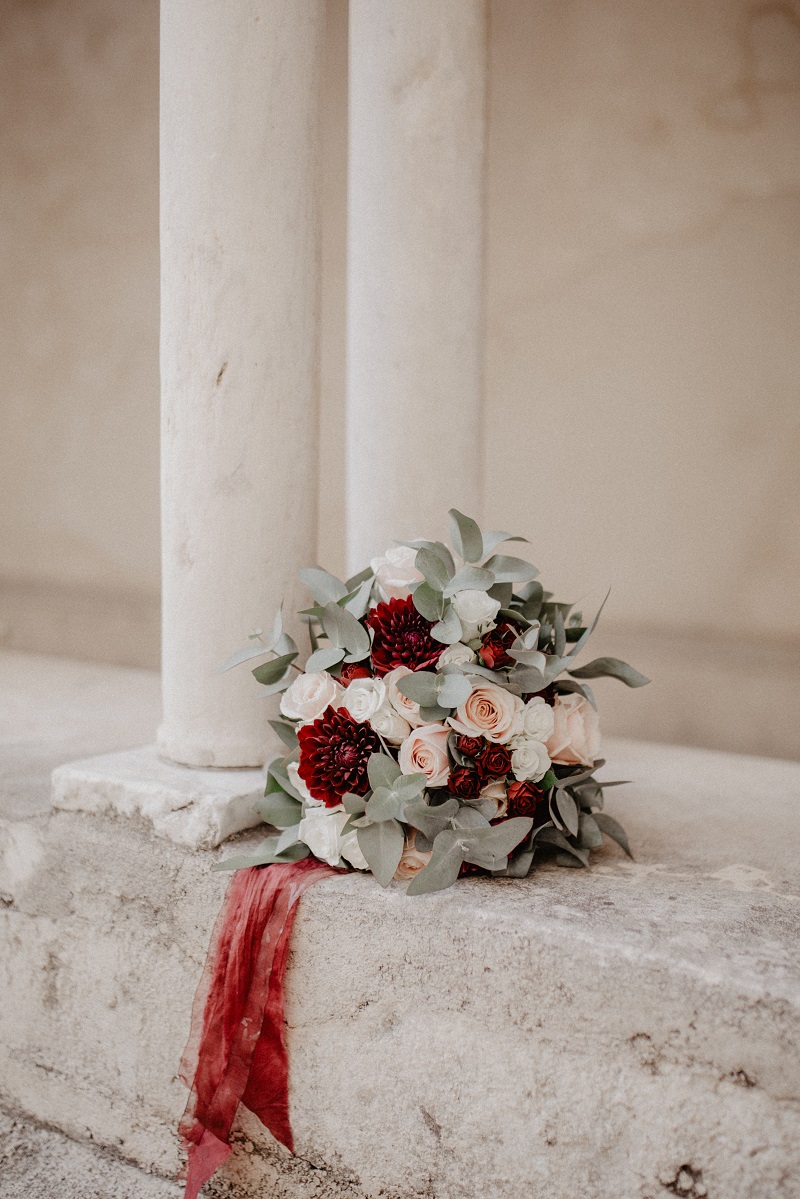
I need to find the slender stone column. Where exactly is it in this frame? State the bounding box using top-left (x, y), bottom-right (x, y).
top-left (346, 0), bottom-right (487, 572)
top-left (158, 0), bottom-right (325, 767)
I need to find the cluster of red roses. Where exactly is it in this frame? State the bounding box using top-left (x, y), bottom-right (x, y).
top-left (452, 735), bottom-right (545, 820)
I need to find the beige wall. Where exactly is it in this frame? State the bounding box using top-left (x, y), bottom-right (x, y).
top-left (1, 0), bottom-right (798, 758)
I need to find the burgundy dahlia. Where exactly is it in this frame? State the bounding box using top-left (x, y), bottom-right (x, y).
top-left (365, 595), bottom-right (443, 676)
top-left (297, 707), bottom-right (380, 808)
top-left (506, 780), bottom-right (546, 821)
top-left (478, 743), bottom-right (512, 779)
top-left (479, 619), bottom-right (522, 671)
top-left (449, 766), bottom-right (482, 799)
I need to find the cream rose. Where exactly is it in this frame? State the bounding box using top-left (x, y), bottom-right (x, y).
top-left (341, 677), bottom-right (386, 723)
top-left (438, 642), bottom-right (477, 666)
top-left (280, 671), bottom-right (342, 723)
top-left (385, 665), bottom-right (426, 728)
top-left (398, 722), bottom-right (451, 788)
top-left (448, 681), bottom-right (522, 744)
top-left (451, 589), bottom-right (501, 628)
top-left (370, 545), bottom-right (424, 602)
top-left (546, 693), bottom-right (602, 768)
top-left (510, 736), bottom-right (551, 783)
top-left (297, 808), bottom-right (368, 869)
top-left (516, 696), bottom-right (556, 742)
top-left (479, 779), bottom-right (509, 819)
top-left (394, 831), bottom-right (432, 881)
top-left (369, 704), bottom-right (411, 745)
top-left (286, 760), bottom-right (323, 807)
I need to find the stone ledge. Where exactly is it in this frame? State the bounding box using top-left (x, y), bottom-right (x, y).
top-left (2, 733), bottom-right (800, 1199)
top-left (51, 745), bottom-right (263, 850)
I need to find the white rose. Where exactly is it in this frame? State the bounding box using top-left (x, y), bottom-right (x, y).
top-left (341, 677), bottom-right (387, 723)
top-left (369, 704), bottom-right (411, 745)
top-left (479, 779), bottom-right (509, 819)
top-left (451, 589), bottom-right (501, 628)
top-left (438, 642), bottom-right (477, 667)
top-left (370, 545), bottom-right (424, 602)
top-left (298, 808), bottom-right (368, 869)
top-left (280, 671), bottom-right (343, 723)
top-left (510, 736), bottom-right (551, 783)
top-left (398, 723), bottom-right (451, 788)
top-left (517, 696), bottom-right (556, 742)
top-left (286, 760), bottom-right (323, 807)
top-left (385, 665), bottom-right (426, 728)
top-left (448, 681), bottom-right (522, 744)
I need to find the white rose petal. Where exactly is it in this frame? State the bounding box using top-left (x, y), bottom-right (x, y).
top-left (286, 761), bottom-right (322, 807)
top-left (510, 736), bottom-right (551, 783)
top-left (341, 677), bottom-right (387, 723)
top-left (438, 642), bottom-right (477, 666)
top-left (280, 671), bottom-right (343, 723)
top-left (340, 829), bottom-right (370, 871)
top-left (297, 808), bottom-right (350, 866)
top-left (479, 779), bottom-right (509, 819)
top-left (518, 696), bottom-right (556, 742)
top-left (369, 545), bottom-right (424, 602)
top-left (369, 703), bottom-right (411, 745)
top-left (451, 589), bottom-right (501, 628)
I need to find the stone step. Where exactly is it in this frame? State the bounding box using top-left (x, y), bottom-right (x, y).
top-left (1, 651), bottom-right (799, 1198)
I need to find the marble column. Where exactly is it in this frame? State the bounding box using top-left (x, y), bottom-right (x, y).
top-left (346, 0), bottom-right (487, 572)
top-left (158, 0), bottom-right (325, 767)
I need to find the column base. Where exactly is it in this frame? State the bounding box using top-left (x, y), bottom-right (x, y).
top-left (52, 746), bottom-right (263, 850)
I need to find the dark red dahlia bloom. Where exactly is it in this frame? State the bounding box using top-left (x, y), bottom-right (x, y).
top-left (506, 780), bottom-right (546, 821)
top-left (479, 619), bottom-right (522, 670)
top-left (339, 661), bottom-right (373, 683)
top-left (365, 595), bottom-right (443, 676)
top-left (456, 735), bottom-right (484, 759)
top-left (478, 743), bottom-right (512, 779)
top-left (449, 766), bottom-right (482, 799)
top-left (297, 706), bottom-right (380, 808)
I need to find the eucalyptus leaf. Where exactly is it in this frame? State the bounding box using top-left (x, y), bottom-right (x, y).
top-left (431, 604), bottom-right (463, 645)
top-left (367, 752), bottom-right (402, 790)
top-left (357, 819), bottom-right (405, 887)
top-left (567, 656), bottom-right (650, 688)
top-left (554, 607), bottom-right (566, 658)
top-left (404, 796), bottom-right (460, 840)
top-left (275, 823), bottom-right (303, 853)
top-left (393, 773), bottom-right (427, 799)
top-left (254, 790), bottom-right (303, 829)
top-left (268, 719), bottom-right (299, 750)
top-left (305, 645), bottom-right (346, 673)
top-left (507, 648), bottom-right (547, 671)
top-left (502, 850), bottom-right (535, 878)
top-left (255, 677), bottom-right (295, 697)
top-left (535, 826), bottom-right (590, 867)
top-left (593, 812), bottom-right (634, 858)
top-left (451, 806), bottom-right (491, 830)
top-left (396, 671), bottom-right (439, 707)
top-left (344, 576), bottom-right (375, 620)
top-left (298, 566), bottom-right (348, 605)
top-left (578, 811), bottom-right (604, 849)
top-left (419, 704), bottom-right (450, 722)
top-left (345, 566), bottom-right (374, 591)
top-left (365, 787), bottom-right (403, 822)
top-left (565, 589), bottom-right (610, 662)
top-left (273, 633), bottom-right (298, 658)
top-left (252, 652), bottom-right (298, 686)
top-left (412, 582), bottom-right (445, 622)
top-left (267, 760), bottom-right (306, 803)
top-left (481, 531), bottom-right (529, 558)
top-left (488, 581), bottom-right (514, 608)
top-left (406, 829), bottom-right (466, 895)
top-left (482, 554), bottom-right (539, 583)
top-left (343, 792), bottom-right (368, 815)
top-left (554, 789), bottom-right (580, 837)
top-left (508, 665), bottom-right (547, 693)
top-left (443, 565), bottom-right (495, 596)
top-left (554, 679), bottom-right (598, 710)
top-left (416, 547), bottom-right (453, 591)
top-left (398, 540), bottom-right (455, 576)
top-left (436, 671), bottom-right (472, 710)
top-left (448, 508), bottom-right (484, 563)
top-left (212, 837), bottom-right (310, 872)
top-left (461, 817), bottom-right (533, 864)
top-left (220, 643), bottom-right (274, 673)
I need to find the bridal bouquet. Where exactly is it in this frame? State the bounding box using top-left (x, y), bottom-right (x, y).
top-left (217, 509), bottom-right (648, 895)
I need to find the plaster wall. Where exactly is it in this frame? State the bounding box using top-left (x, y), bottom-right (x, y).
top-left (0, 0), bottom-right (797, 756)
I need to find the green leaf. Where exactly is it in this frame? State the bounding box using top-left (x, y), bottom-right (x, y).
top-left (419, 703), bottom-right (450, 722)
top-left (406, 829), bottom-right (466, 896)
top-left (344, 576), bottom-right (374, 620)
top-left (268, 719), bottom-right (299, 750)
top-left (502, 849), bottom-right (535, 878)
top-left (593, 812), bottom-right (634, 858)
top-left (398, 540), bottom-right (455, 576)
top-left (367, 752), bottom-right (402, 790)
top-left (298, 566), bottom-right (348, 605)
top-left (443, 565), bottom-right (495, 596)
top-left (254, 790), bottom-right (303, 828)
top-left (540, 769), bottom-right (558, 791)
top-left (220, 643), bottom-right (274, 673)
top-left (322, 601), bottom-right (370, 658)
top-left (357, 819), bottom-right (405, 887)
top-left (565, 590), bottom-right (610, 662)
top-left (345, 566), bottom-right (374, 591)
top-left (508, 665), bottom-right (547, 694)
top-left (252, 652), bottom-right (298, 686)
top-left (436, 671), bottom-right (472, 710)
top-left (567, 657), bottom-right (650, 688)
top-left (394, 773), bottom-right (427, 800)
top-left (416, 547), bottom-right (452, 591)
top-left (212, 836), bottom-right (309, 872)
top-left (461, 817), bottom-right (533, 867)
top-left (535, 826), bottom-right (590, 867)
top-left (482, 554), bottom-right (539, 583)
top-left (518, 581), bottom-right (544, 621)
top-left (451, 806), bottom-right (490, 831)
top-left (305, 645), bottom-right (346, 673)
top-left (343, 792), bottom-right (368, 814)
top-left (275, 823), bottom-right (303, 853)
top-left (404, 796), bottom-right (459, 840)
top-left (481, 531), bottom-right (529, 558)
top-left (431, 604), bottom-right (462, 645)
top-left (488, 581), bottom-right (514, 609)
top-left (255, 677), bottom-right (295, 697)
top-left (448, 509), bottom-right (485, 563)
top-left (554, 607), bottom-right (566, 658)
top-left (554, 679), bottom-right (598, 710)
top-left (578, 811), bottom-right (604, 849)
top-left (507, 648), bottom-right (546, 671)
top-left (554, 789), bottom-right (580, 836)
top-left (365, 787), bottom-right (403, 822)
top-left (396, 671), bottom-right (439, 707)
top-left (412, 582), bottom-right (445, 622)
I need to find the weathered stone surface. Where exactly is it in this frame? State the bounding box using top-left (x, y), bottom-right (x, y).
top-left (52, 746), bottom-right (263, 850)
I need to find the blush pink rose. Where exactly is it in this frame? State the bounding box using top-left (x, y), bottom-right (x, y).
top-left (394, 831), bottom-right (432, 881)
top-left (398, 722), bottom-right (451, 788)
top-left (545, 694), bottom-right (602, 768)
top-left (448, 682), bottom-right (522, 744)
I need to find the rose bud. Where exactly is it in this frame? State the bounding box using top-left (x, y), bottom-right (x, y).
top-left (339, 661), bottom-right (373, 683)
top-left (456, 735), bottom-right (484, 759)
top-left (479, 619), bottom-right (523, 671)
top-left (506, 780), bottom-right (546, 820)
top-left (449, 766), bottom-right (482, 800)
top-left (478, 743), bottom-right (512, 779)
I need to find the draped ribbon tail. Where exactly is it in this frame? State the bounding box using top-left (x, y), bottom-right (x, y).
top-left (178, 858), bottom-right (334, 1198)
